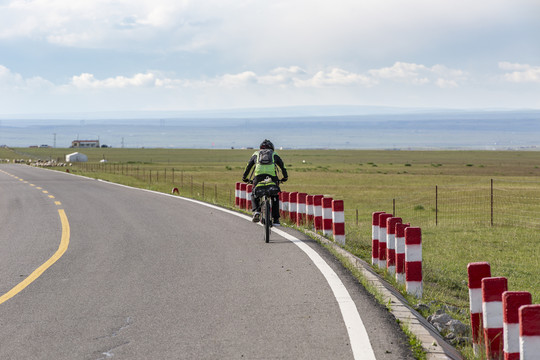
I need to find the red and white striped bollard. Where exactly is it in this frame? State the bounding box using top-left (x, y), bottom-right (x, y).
top-left (306, 195), bottom-right (314, 227)
top-left (281, 192), bottom-right (289, 219)
top-left (322, 197), bottom-right (333, 236)
top-left (405, 227), bottom-right (422, 298)
top-left (503, 291), bottom-right (532, 360)
top-left (395, 222), bottom-right (409, 284)
top-left (332, 200), bottom-right (345, 245)
top-left (296, 193), bottom-right (307, 226)
top-left (278, 192), bottom-right (283, 217)
top-left (240, 183), bottom-right (247, 209)
top-left (289, 192), bottom-right (298, 223)
top-left (468, 262), bottom-right (492, 354)
top-left (482, 276), bottom-right (508, 360)
top-left (520, 304), bottom-right (540, 360)
top-left (386, 217), bottom-right (402, 275)
top-left (313, 195), bottom-right (324, 231)
top-left (371, 212), bottom-right (385, 266)
top-left (378, 213), bottom-right (393, 269)
top-left (235, 182), bottom-right (241, 207)
top-left (246, 184), bottom-right (253, 211)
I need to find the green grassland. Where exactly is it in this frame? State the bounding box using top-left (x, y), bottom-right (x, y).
top-left (3, 146), bottom-right (540, 357)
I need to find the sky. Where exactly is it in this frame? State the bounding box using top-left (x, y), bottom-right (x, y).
top-left (0, 0), bottom-right (539, 117)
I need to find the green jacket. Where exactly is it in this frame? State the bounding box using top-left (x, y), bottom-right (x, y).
top-left (242, 150), bottom-right (288, 187)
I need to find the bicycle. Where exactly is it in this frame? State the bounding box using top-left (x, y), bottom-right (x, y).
top-left (247, 177), bottom-right (282, 243)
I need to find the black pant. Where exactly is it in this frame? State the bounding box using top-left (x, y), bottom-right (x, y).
top-left (252, 194), bottom-right (280, 221)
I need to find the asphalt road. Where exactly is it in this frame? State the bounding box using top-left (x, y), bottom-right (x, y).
top-left (0, 164), bottom-right (414, 360)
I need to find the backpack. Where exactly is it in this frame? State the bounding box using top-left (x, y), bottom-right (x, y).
top-left (258, 149), bottom-right (274, 165)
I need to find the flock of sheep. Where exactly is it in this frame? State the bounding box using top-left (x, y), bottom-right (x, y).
top-left (1, 159), bottom-right (69, 167)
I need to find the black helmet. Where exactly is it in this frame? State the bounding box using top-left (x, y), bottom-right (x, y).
top-left (260, 139), bottom-right (274, 150)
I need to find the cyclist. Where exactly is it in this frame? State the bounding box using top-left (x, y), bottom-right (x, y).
top-left (242, 139), bottom-right (288, 225)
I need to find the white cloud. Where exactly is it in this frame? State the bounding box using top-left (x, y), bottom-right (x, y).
top-left (71, 72), bottom-right (158, 89)
top-left (0, 0), bottom-right (197, 49)
top-left (435, 79), bottom-right (459, 89)
top-left (0, 65), bottom-right (53, 90)
top-left (297, 68), bottom-right (375, 87)
top-left (1, 60), bottom-right (538, 114)
top-left (67, 63), bottom-right (464, 91)
top-left (257, 66), bottom-right (307, 86)
top-left (6, 61), bottom-right (470, 94)
top-left (217, 71), bottom-right (258, 87)
top-left (1, 0), bottom-right (538, 60)
top-left (368, 62), bottom-right (466, 87)
top-left (499, 62), bottom-right (540, 83)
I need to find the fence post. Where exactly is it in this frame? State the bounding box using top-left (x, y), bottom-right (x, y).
top-left (436, 185), bottom-right (438, 226)
top-left (491, 179), bottom-right (494, 226)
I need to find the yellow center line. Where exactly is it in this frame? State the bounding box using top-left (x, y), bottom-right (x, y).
top-left (48, 195), bottom-right (55, 199)
top-left (55, 201), bottom-right (62, 206)
top-left (42, 190), bottom-right (48, 194)
top-left (0, 209), bottom-right (70, 305)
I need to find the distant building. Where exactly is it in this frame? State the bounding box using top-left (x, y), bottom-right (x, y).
top-left (71, 140), bottom-right (100, 148)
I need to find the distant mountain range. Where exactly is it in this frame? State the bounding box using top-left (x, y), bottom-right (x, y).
top-left (2, 105), bottom-right (539, 121)
top-left (1, 107), bottom-right (539, 149)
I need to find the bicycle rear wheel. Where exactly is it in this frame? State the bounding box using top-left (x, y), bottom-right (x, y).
top-left (264, 199), bottom-right (271, 243)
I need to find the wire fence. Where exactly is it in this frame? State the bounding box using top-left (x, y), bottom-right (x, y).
top-left (359, 178), bottom-right (540, 229)
top-left (75, 162), bottom-right (237, 207)
top-left (76, 162), bottom-right (540, 230)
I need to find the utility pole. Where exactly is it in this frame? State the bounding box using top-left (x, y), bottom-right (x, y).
top-left (53, 133), bottom-right (56, 148)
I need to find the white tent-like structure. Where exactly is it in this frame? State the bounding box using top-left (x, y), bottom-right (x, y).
top-left (65, 152), bottom-right (88, 162)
